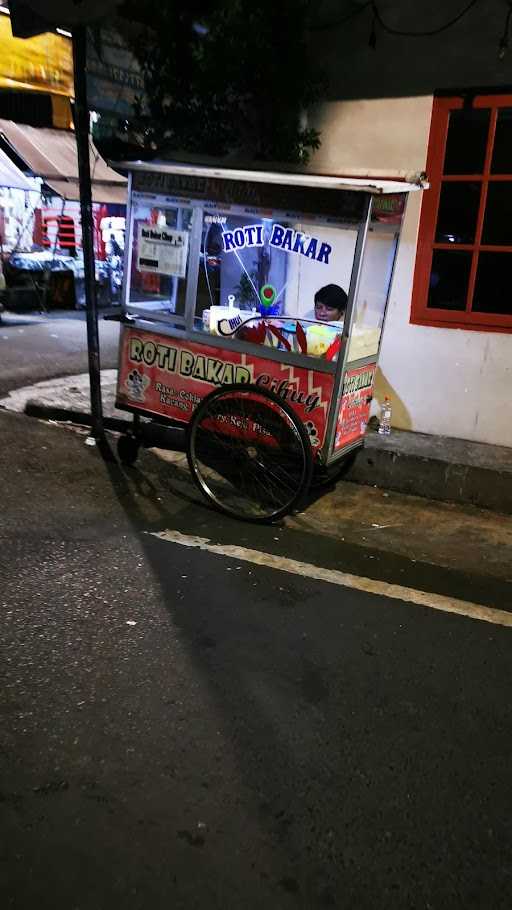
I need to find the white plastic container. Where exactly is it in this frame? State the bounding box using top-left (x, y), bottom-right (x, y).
top-left (209, 305), bottom-right (242, 335)
top-left (209, 295), bottom-right (241, 336)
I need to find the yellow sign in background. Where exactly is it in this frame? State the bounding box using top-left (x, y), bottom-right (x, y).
top-left (0, 17), bottom-right (73, 97)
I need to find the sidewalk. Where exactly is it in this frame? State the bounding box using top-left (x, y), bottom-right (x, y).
top-left (1, 369), bottom-right (511, 515)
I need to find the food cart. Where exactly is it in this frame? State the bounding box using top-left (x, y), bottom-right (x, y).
top-left (114, 161), bottom-right (421, 522)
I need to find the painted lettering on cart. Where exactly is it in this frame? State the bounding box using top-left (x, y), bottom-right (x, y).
top-left (153, 383), bottom-right (202, 411)
top-left (127, 338), bottom-right (323, 413)
top-left (221, 223), bottom-right (331, 264)
top-left (342, 369), bottom-right (374, 394)
top-left (255, 374), bottom-right (320, 414)
top-left (222, 224), bottom-right (264, 251)
top-left (129, 337), bottom-right (178, 371)
top-left (128, 337), bottom-right (251, 385)
top-left (270, 224), bottom-right (331, 264)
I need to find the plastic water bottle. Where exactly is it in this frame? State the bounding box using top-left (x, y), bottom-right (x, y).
top-left (378, 397), bottom-right (392, 435)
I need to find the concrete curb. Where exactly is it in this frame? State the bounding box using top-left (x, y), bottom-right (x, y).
top-left (23, 401), bottom-right (132, 434)
top-left (346, 429), bottom-right (512, 515)
top-left (22, 401), bottom-right (186, 452)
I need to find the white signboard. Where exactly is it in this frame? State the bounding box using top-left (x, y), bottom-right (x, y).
top-left (137, 223), bottom-right (189, 278)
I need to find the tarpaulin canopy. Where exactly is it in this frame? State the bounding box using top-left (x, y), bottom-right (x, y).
top-left (0, 143), bottom-right (37, 190)
top-left (0, 119), bottom-right (127, 204)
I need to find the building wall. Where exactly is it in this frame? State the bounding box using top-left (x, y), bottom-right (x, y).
top-left (308, 95), bottom-right (512, 447)
top-left (313, 0), bottom-right (511, 101)
top-left (306, 96), bottom-right (433, 180)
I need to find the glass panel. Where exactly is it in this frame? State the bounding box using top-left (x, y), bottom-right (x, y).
top-left (481, 182), bottom-right (512, 245)
top-left (127, 196), bottom-right (193, 322)
top-left (427, 250), bottom-right (472, 310)
top-left (491, 108), bottom-right (512, 173)
top-left (473, 252), bottom-right (512, 314)
top-left (443, 108), bottom-right (490, 175)
top-left (435, 181), bottom-right (481, 243)
top-left (347, 228), bottom-right (398, 362)
top-left (196, 208), bottom-right (357, 362)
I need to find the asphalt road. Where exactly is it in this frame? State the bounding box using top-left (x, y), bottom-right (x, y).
top-left (0, 309), bottom-right (120, 397)
top-left (1, 409), bottom-right (511, 909)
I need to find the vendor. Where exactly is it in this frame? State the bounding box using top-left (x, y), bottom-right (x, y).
top-left (305, 284), bottom-right (347, 324)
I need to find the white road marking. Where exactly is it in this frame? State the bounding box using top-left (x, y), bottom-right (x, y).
top-left (148, 529), bottom-right (512, 628)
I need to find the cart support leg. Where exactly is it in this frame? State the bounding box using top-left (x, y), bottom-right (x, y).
top-left (72, 26), bottom-right (104, 440)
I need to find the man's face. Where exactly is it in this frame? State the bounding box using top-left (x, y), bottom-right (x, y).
top-left (314, 300), bottom-right (343, 322)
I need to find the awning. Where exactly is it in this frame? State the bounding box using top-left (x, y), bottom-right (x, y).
top-left (114, 159), bottom-right (426, 194)
top-left (0, 144), bottom-right (37, 190)
top-left (0, 119), bottom-right (127, 204)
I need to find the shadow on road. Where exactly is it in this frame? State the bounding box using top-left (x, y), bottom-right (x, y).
top-left (96, 434), bottom-right (345, 903)
top-left (92, 432), bottom-right (512, 908)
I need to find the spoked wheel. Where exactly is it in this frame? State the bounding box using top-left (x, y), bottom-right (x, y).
top-left (186, 383), bottom-right (313, 523)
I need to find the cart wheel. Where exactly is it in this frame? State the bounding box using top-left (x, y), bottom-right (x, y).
top-left (117, 434), bottom-right (140, 466)
top-left (186, 383), bottom-right (313, 523)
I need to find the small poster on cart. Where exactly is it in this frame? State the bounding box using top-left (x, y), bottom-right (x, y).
top-left (137, 223), bottom-right (189, 277)
top-left (334, 363), bottom-right (376, 450)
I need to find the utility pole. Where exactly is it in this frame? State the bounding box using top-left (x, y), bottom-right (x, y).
top-left (11, 2), bottom-right (121, 440)
top-left (72, 25), bottom-right (104, 440)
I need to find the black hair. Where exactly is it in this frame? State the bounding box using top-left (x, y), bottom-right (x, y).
top-left (314, 284), bottom-right (348, 315)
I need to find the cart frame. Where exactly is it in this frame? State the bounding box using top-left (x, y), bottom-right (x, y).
top-left (114, 162), bottom-right (420, 472)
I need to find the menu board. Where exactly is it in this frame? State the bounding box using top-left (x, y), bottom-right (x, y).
top-left (137, 223), bottom-right (189, 277)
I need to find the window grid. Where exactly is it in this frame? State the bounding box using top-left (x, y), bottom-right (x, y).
top-left (411, 95), bottom-right (512, 333)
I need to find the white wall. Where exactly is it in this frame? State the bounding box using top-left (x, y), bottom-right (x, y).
top-left (307, 96), bottom-right (433, 181)
top-left (306, 96), bottom-right (512, 447)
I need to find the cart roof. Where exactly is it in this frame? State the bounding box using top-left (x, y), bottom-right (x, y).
top-left (112, 160), bottom-right (425, 195)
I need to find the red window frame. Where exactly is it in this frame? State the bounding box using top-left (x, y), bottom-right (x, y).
top-left (411, 94), bottom-right (512, 333)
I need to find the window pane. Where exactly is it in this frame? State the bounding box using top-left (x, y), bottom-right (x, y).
top-left (195, 209), bottom-right (357, 361)
top-left (348, 230), bottom-right (398, 362)
top-left (491, 108), bottom-right (512, 173)
top-left (481, 182), bottom-right (512, 245)
top-left (473, 252), bottom-right (512, 314)
top-left (443, 108), bottom-right (490, 175)
top-left (428, 250), bottom-right (471, 310)
top-left (435, 181), bottom-right (481, 243)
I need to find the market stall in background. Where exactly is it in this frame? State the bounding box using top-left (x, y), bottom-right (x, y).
top-left (0, 120), bottom-right (126, 312)
top-left (113, 161), bottom-right (421, 521)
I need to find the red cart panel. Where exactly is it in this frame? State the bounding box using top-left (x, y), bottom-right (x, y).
top-left (117, 325), bottom-right (335, 450)
top-left (334, 362), bottom-right (376, 451)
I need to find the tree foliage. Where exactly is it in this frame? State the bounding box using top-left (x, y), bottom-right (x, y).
top-left (120, 0), bottom-right (323, 164)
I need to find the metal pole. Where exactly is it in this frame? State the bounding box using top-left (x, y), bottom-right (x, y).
top-left (72, 25), bottom-right (104, 438)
